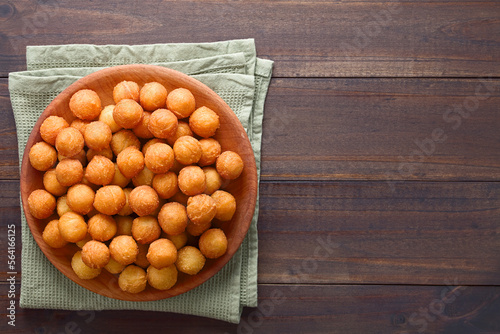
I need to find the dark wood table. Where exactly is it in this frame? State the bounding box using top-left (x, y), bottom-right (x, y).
top-left (1, 1), bottom-right (499, 333)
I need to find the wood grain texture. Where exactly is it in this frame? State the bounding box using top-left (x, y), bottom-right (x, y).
top-left (2, 78), bottom-right (500, 182)
top-left (2, 179), bottom-right (499, 285)
top-left (0, 80), bottom-right (18, 179)
top-left (1, 1), bottom-right (499, 77)
top-left (1, 283), bottom-right (499, 333)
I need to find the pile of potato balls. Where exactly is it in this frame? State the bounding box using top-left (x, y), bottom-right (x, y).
top-left (27, 80), bottom-right (244, 293)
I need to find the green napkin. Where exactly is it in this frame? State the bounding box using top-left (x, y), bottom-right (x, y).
top-left (8, 39), bottom-right (272, 324)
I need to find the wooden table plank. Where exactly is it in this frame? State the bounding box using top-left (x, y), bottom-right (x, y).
top-left (1, 1), bottom-right (499, 77)
top-left (2, 179), bottom-right (499, 285)
top-left (2, 78), bottom-right (500, 181)
top-left (1, 283), bottom-right (499, 333)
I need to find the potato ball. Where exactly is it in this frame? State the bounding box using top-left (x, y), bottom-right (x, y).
top-left (152, 172), bottom-right (178, 199)
top-left (104, 258), bottom-right (126, 274)
top-left (76, 233), bottom-right (92, 248)
top-left (66, 184), bottom-right (95, 215)
top-left (85, 155), bottom-right (114, 186)
top-left (58, 211), bottom-right (87, 243)
top-left (70, 89), bottom-right (102, 121)
top-left (199, 228), bottom-right (228, 259)
top-left (147, 239), bottom-right (177, 269)
top-left (99, 105), bottom-right (122, 133)
top-left (142, 138), bottom-right (166, 155)
top-left (186, 219), bottom-right (211, 237)
top-left (115, 215), bottom-right (134, 236)
top-left (211, 190), bottom-right (237, 221)
top-left (42, 219), bottom-right (68, 248)
top-left (71, 251), bottom-right (101, 280)
top-left (86, 147), bottom-right (113, 162)
top-left (166, 232), bottom-right (188, 250)
top-left (84, 121), bottom-right (112, 151)
top-left (166, 120), bottom-right (193, 146)
top-left (56, 195), bottom-right (72, 217)
top-left (178, 166), bottom-right (206, 196)
top-left (118, 265), bottom-right (147, 293)
top-left (110, 129), bottom-right (141, 156)
top-left (132, 111), bottom-right (154, 139)
top-left (216, 151), bottom-right (244, 180)
top-left (135, 243), bottom-right (150, 268)
top-left (132, 166), bottom-right (154, 187)
top-left (93, 185), bottom-right (126, 215)
top-left (58, 149), bottom-right (87, 166)
top-left (173, 136), bottom-right (202, 165)
top-left (88, 213), bottom-right (117, 241)
top-left (203, 167), bottom-right (222, 195)
top-left (170, 190), bottom-right (189, 206)
top-left (113, 80), bottom-right (140, 104)
top-left (175, 246), bottom-right (206, 275)
top-left (55, 158), bottom-right (83, 186)
top-left (29, 142), bottom-right (57, 171)
top-left (111, 163), bottom-right (131, 188)
top-left (132, 216), bottom-right (161, 244)
top-left (140, 82), bottom-right (168, 111)
top-left (167, 88), bottom-right (196, 119)
top-left (113, 99), bottom-right (144, 129)
top-left (147, 265), bottom-right (178, 290)
top-left (144, 143), bottom-right (174, 174)
top-left (186, 194), bottom-right (217, 226)
top-left (118, 188), bottom-right (134, 216)
top-left (116, 146), bottom-right (144, 179)
top-left (55, 127), bottom-right (85, 158)
top-left (158, 202), bottom-right (188, 236)
top-left (28, 189), bottom-right (56, 219)
top-left (129, 185), bottom-right (159, 216)
top-left (198, 138), bottom-right (221, 166)
top-left (148, 109), bottom-right (178, 139)
top-left (40, 116), bottom-right (69, 145)
top-left (189, 106), bottom-right (220, 138)
top-left (109, 235), bottom-right (138, 265)
top-left (81, 240), bottom-right (110, 269)
top-left (70, 119), bottom-right (90, 136)
top-left (43, 169), bottom-right (68, 196)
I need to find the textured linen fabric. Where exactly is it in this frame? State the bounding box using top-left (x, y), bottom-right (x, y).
top-left (8, 39), bottom-right (272, 324)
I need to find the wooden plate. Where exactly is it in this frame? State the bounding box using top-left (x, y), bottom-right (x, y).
top-left (20, 64), bottom-right (258, 301)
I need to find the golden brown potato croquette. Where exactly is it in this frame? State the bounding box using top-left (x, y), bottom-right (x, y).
top-left (129, 185), bottom-right (159, 217)
top-left (40, 116), bottom-right (69, 146)
top-left (66, 184), bottom-right (95, 215)
top-left (113, 99), bottom-right (144, 129)
top-left (93, 185), bottom-right (126, 215)
top-left (118, 265), bottom-right (147, 293)
top-left (178, 166), bottom-right (206, 196)
top-left (173, 136), bottom-right (202, 165)
top-left (144, 143), bottom-right (174, 174)
top-left (189, 106), bottom-right (220, 138)
top-left (199, 228), bottom-right (228, 259)
top-left (148, 109), bottom-right (178, 139)
top-left (85, 155), bottom-right (115, 186)
top-left (175, 246), bottom-right (206, 275)
top-left (158, 202), bottom-right (188, 236)
top-left (81, 240), bottom-right (110, 269)
top-left (167, 88), bottom-right (196, 119)
top-left (55, 127), bottom-right (85, 158)
top-left (42, 219), bottom-right (68, 248)
top-left (147, 238), bottom-right (177, 269)
top-left (113, 81), bottom-right (140, 104)
top-left (140, 82), bottom-right (168, 111)
top-left (28, 189), bottom-right (56, 219)
top-left (216, 151), bottom-right (244, 180)
top-left (186, 194), bottom-right (217, 226)
top-left (117, 146), bottom-right (145, 179)
top-left (29, 141), bottom-right (58, 171)
top-left (69, 89), bottom-right (102, 121)
top-left (84, 121), bottom-right (112, 151)
top-left (109, 235), bottom-right (138, 265)
top-left (72, 251), bottom-right (101, 280)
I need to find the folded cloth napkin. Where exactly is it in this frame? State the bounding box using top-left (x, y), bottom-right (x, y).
top-left (8, 39), bottom-right (272, 324)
